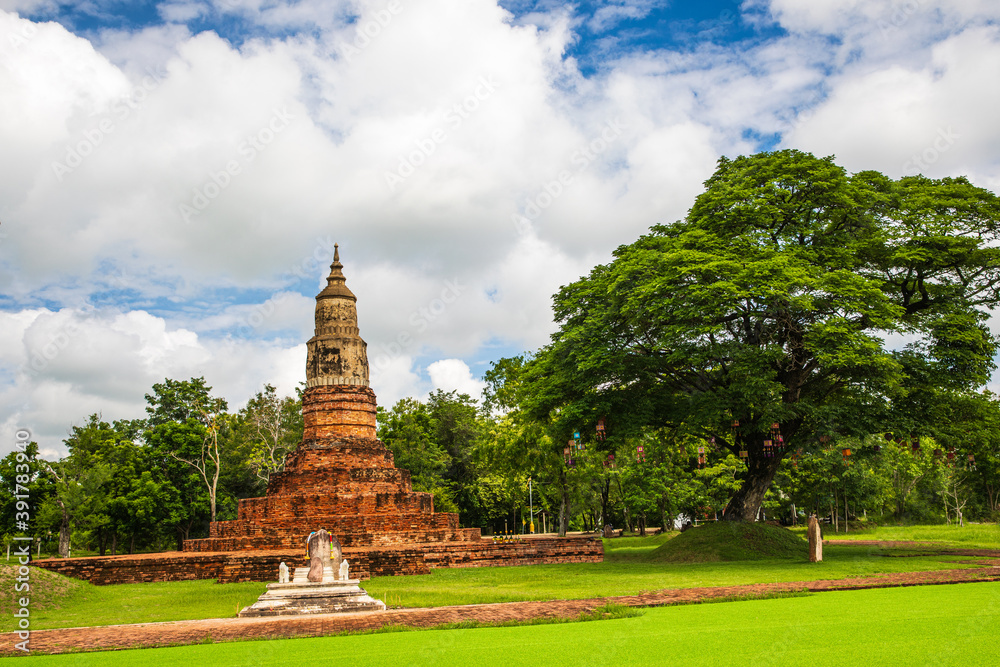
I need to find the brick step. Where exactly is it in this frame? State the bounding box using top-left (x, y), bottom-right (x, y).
top-left (186, 526), bottom-right (481, 553)
top-left (267, 465), bottom-right (413, 496)
top-left (236, 491), bottom-right (434, 523)
top-left (269, 438), bottom-right (396, 492)
top-left (211, 511), bottom-right (461, 540)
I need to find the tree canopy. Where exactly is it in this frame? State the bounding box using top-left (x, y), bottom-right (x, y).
top-left (496, 150), bottom-right (1000, 521)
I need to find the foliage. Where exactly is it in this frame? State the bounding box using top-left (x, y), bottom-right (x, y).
top-left (491, 150), bottom-right (1000, 522)
top-left (377, 390), bottom-right (491, 522)
top-left (236, 383), bottom-right (303, 487)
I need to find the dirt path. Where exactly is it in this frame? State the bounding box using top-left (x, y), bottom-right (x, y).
top-left (5, 554), bottom-right (1000, 656)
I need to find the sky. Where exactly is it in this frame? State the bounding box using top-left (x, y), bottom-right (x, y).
top-left (1, 0), bottom-right (999, 458)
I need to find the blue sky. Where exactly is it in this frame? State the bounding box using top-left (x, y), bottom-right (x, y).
top-left (2, 0), bottom-right (1000, 456)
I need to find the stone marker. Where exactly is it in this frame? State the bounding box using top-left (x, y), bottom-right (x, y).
top-left (306, 529), bottom-right (332, 582)
top-left (239, 529), bottom-right (386, 617)
top-left (307, 557), bottom-right (323, 582)
top-left (808, 514), bottom-right (822, 562)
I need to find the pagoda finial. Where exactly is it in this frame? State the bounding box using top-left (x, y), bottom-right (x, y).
top-left (334, 243), bottom-right (340, 263)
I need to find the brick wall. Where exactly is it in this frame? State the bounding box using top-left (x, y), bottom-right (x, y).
top-left (33, 537), bottom-right (604, 585)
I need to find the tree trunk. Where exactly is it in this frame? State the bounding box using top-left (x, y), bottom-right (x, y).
top-left (722, 450), bottom-right (782, 521)
top-left (558, 469), bottom-right (569, 537)
top-left (111, 532), bottom-right (117, 556)
top-left (57, 503), bottom-right (71, 558)
top-left (600, 478), bottom-right (611, 529)
top-left (175, 524), bottom-right (190, 551)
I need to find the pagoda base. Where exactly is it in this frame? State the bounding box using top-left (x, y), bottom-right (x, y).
top-left (31, 536), bottom-right (604, 585)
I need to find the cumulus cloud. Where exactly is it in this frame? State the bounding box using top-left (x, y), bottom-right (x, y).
top-left (427, 358), bottom-right (487, 399)
top-left (2, 0), bottom-right (1000, 454)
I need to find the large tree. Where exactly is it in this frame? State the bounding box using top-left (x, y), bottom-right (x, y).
top-left (522, 150), bottom-right (1000, 521)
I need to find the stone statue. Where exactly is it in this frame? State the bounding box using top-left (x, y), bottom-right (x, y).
top-left (307, 529), bottom-right (332, 582)
top-left (808, 514), bottom-right (822, 562)
top-left (339, 559), bottom-right (349, 581)
top-left (278, 561), bottom-right (289, 584)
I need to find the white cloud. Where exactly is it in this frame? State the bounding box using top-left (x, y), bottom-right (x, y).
top-left (2, 0), bottom-right (1000, 456)
top-left (0, 307), bottom-right (304, 456)
top-left (427, 358), bottom-right (486, 399)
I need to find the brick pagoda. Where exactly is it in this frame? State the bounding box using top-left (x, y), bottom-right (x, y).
top-left (35, 247), bottom-right (602, 586)
top-left (184, 245), bottom-right (481, 552)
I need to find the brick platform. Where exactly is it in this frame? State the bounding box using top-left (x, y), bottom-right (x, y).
top-left (33, 537), bottom-right (604, 585)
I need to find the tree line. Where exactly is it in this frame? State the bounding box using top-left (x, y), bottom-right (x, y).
top-left (3, 377), bottom-right (999, 558)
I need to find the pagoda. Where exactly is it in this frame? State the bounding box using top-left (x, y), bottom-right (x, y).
top-left (34, 247), bottom-right (601, 586)
top-left (177, 246), bottom-right (602, 581)
top-left (184, 246), bottom-right (480, 554)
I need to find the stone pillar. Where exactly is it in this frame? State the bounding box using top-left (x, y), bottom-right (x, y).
top-left (808, 514), bottom-right (822, 562)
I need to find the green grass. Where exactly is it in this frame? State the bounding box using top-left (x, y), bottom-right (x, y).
top-left (9, 582), bottom-right (1000, 666)
top-left (4, 528), bottom-right (993, 631)
top-left (363, 542), bottom-right (983, 608)
top-left (0, 567), bottom-right (265, 633)
top-left (792, 522), bottom-right (1000, 548)
top-left (646, 522), bottom-right (807, 562)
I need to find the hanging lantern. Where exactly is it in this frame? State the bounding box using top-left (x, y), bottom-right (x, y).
top-left (873, 444), bottom-right (881, 453)
top-left (596, 418), bottom-right (606, 442)
top-left (968, 454), bottom-right (976, 470)
top-left (911, 437), bottom-right (920, 454)
top-left (732, 420), bottom-right (740, 428)
top-left (884, 433), bottom-right (894, 441)
top-left (739, 449), bottom-right (748, 460)
top-left (842, 447), bottom-right (851, 465)
top-left (637, 444), bottom-right (646, 462)
top-left (763, 439), bottom-right (773, 458)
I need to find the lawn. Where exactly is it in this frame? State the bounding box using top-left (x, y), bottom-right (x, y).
top-left (793, 522), bottom-right (1000, 548)
top-left (8, 581), bottom-right (1000, 666)
top-left (2, 529), bottom-right (991, 632)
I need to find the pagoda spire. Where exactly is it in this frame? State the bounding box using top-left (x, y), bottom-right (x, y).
top-left (306, 245), bottom-right (369, 387)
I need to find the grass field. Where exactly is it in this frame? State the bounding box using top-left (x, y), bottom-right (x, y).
top-left (7, 582), bottom-right (1000, 666)
top-left (792, 522), bottom-right (1000, 547)
top-left (2, 527), bottom-right (992, 632)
